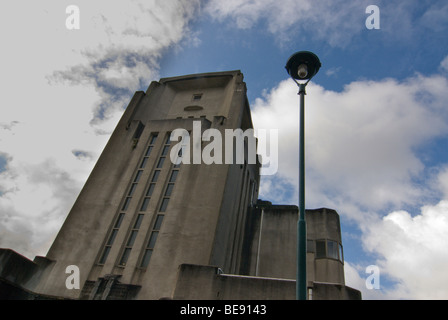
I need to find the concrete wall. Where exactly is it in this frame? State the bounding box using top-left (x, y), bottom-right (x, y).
top-left (172, 264), bottom-right (360, 300)
top-left (0, 249), bottom-right (58, 299)
top-left (173, 264), bottom-right (295, 300)
top-left (242, 204), bottom-right (345, 285)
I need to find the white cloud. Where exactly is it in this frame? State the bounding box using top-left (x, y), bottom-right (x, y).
top-left (437, 166), bottom-right (448, 198)
top-left (205, 0), bottom-right (364, 47)
top-left (0, 0), bottom-right (200, 258)
top-left (363, 200), bottom-right (448, 299)
top-left (440, 55), bottom-right (448, 73)
top-left (252, 74), bottom-right (448, 219)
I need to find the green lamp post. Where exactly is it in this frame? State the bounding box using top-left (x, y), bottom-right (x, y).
top-left (285, 51), bottom-right (321, 300)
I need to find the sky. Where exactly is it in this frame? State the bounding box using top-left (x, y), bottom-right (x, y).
top-left (1, 0), bottom-right (448, 300)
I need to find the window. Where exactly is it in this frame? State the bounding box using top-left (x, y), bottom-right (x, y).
top-left (158, 169), bottom-right (179, 212)
top-left (169, 170), bottom-right (178, 182)
top-left (327, 240), bottom-right (339, 260)
top-left (134, 122), bottom-right (145, 140)
top-left (315, 240), bottom-right (326, 259)
top-left (165, 184), bottom-right (174, 197)
top-left (132, 122), bottom-right (145, 148)
top-left (141, 215), bottom-right (164, 268)
top-left (140, 182), bottom-right (155, 212)
top-left (156, 157), bottom-right (165, 168)
top-left (121, 169), bottom-right (143, 211)
top-left (192, 93), bottom-right (203, 101)
top-left (99, 213), bottom-right (125, 264)
top-left (154, 134), bottom-right (170, 170)
top-left (159, 198), bottom-right (169, 212)
top-left (152, 170), bottom-right (160, 183)
top-left (149, 134), bottom-right (158, 145)
top-left (313, 239), bottom-right (343, 262)
top-left (100, 133), bottom-right (158, 266)
top-left (140, 134), bottom-right (157, 169)
top-left (119, 214), bottom-right (144, 266)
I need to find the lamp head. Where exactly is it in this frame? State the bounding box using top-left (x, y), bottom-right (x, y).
top-left (285, 51), bottom-right (321, 81)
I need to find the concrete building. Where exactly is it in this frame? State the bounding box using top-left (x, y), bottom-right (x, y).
top-left (0, 71), bottom-right (360, 300)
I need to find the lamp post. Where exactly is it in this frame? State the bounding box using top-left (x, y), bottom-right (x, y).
top-left (285, 51), bottom-right (321, 300)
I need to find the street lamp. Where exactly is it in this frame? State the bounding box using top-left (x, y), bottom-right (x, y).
top-left (285, 51), bottom-right (321, 300)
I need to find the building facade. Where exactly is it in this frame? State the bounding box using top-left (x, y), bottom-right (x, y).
top-left (0, 71), bottom-right (360, 300)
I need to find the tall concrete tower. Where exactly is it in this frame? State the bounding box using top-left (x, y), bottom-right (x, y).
top-left (31, 70), bottom-right (260, 299)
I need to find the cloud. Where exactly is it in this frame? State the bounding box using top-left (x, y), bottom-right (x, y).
top-left (0, 1), bottom-right (200, 258)
top-left (440, 55), bottom-right (448, 73)
top-left (205, 0), bottom-right (364, 47)
top-left (363, 200), bottom-right (448, 299)
top-left (252, 73), bottom-right (448, 218)
top-left (419, 2), bottom-right (448, 32)
top-left (49, 0), bottom-right (201, 125)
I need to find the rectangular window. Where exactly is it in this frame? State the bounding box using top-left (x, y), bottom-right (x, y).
top-left (153, 134), bottom-right (170, 171)
top-left (106, 229), bottom-right (118, 246)
top-left (134, 122), bottom-right (145, 140)
top-left (152, 170), bottom-right (160, 182)
top-left (156, 157), bottom-right (165, 168)
top-left (140, 157), bottom-right (148, 169)
top-left (148, 232), bottom-right (158, 249)
top-left (140, 198), bottom-right (150, 212)
top-left (162, 145), bottom-right (170, 156)
top-left (119, 248), bottom-right (132, 266)
top-left (127, 230), bottom-right (138, 247)
top-left (134, 170), bottom-right (143, 183)
top-left (128, 183), bottom-right (137, 196)
top-left (140, 215), bottom-right (164, 268)
top-left (99, 246), bottom-right (111, 265)
top-left (315, 240), bottom-right (326, 259)
top-left (165, 183), bottom-right (174, 197)
top-left (134, 214), bottom-right (144, 229)
top-left (121, 197), bottom-right (132, 211)
top-left (119, 214), bottom-right (144, 266)
top-left (165, 133), bottom-right (172, 145)
top-left (192, 93), bottom-right (203, 101)
top-left (169, 170), bottom-right (178, 182)
top-left (150, 134), bottom-right (158, 145)
top-left (145, 145), bottom-right (153, 157)
top-left (99, 213), bottom-right (125, 265)
top-left (146, 184), bottom-right (155, 197)
top-left (140, 182), bottom-right (156, 212)
top-left (141, 250), bottom-right (153, 268)
top-left (154, 215), bottom-right (164, 230)
top-left (159, 198), bottom-right (169, 212)
top-left (339, 243), bottom-right (344, 263)
top-left (139, 134), bottom-right (157, 169)
top-left (327, 240), bottom-right (339, 260)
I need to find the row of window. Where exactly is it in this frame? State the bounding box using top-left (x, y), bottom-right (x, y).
top-left (99, 132), bottom-right (180, 269)
top-left (307, 239), bottom-right (344, 263)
